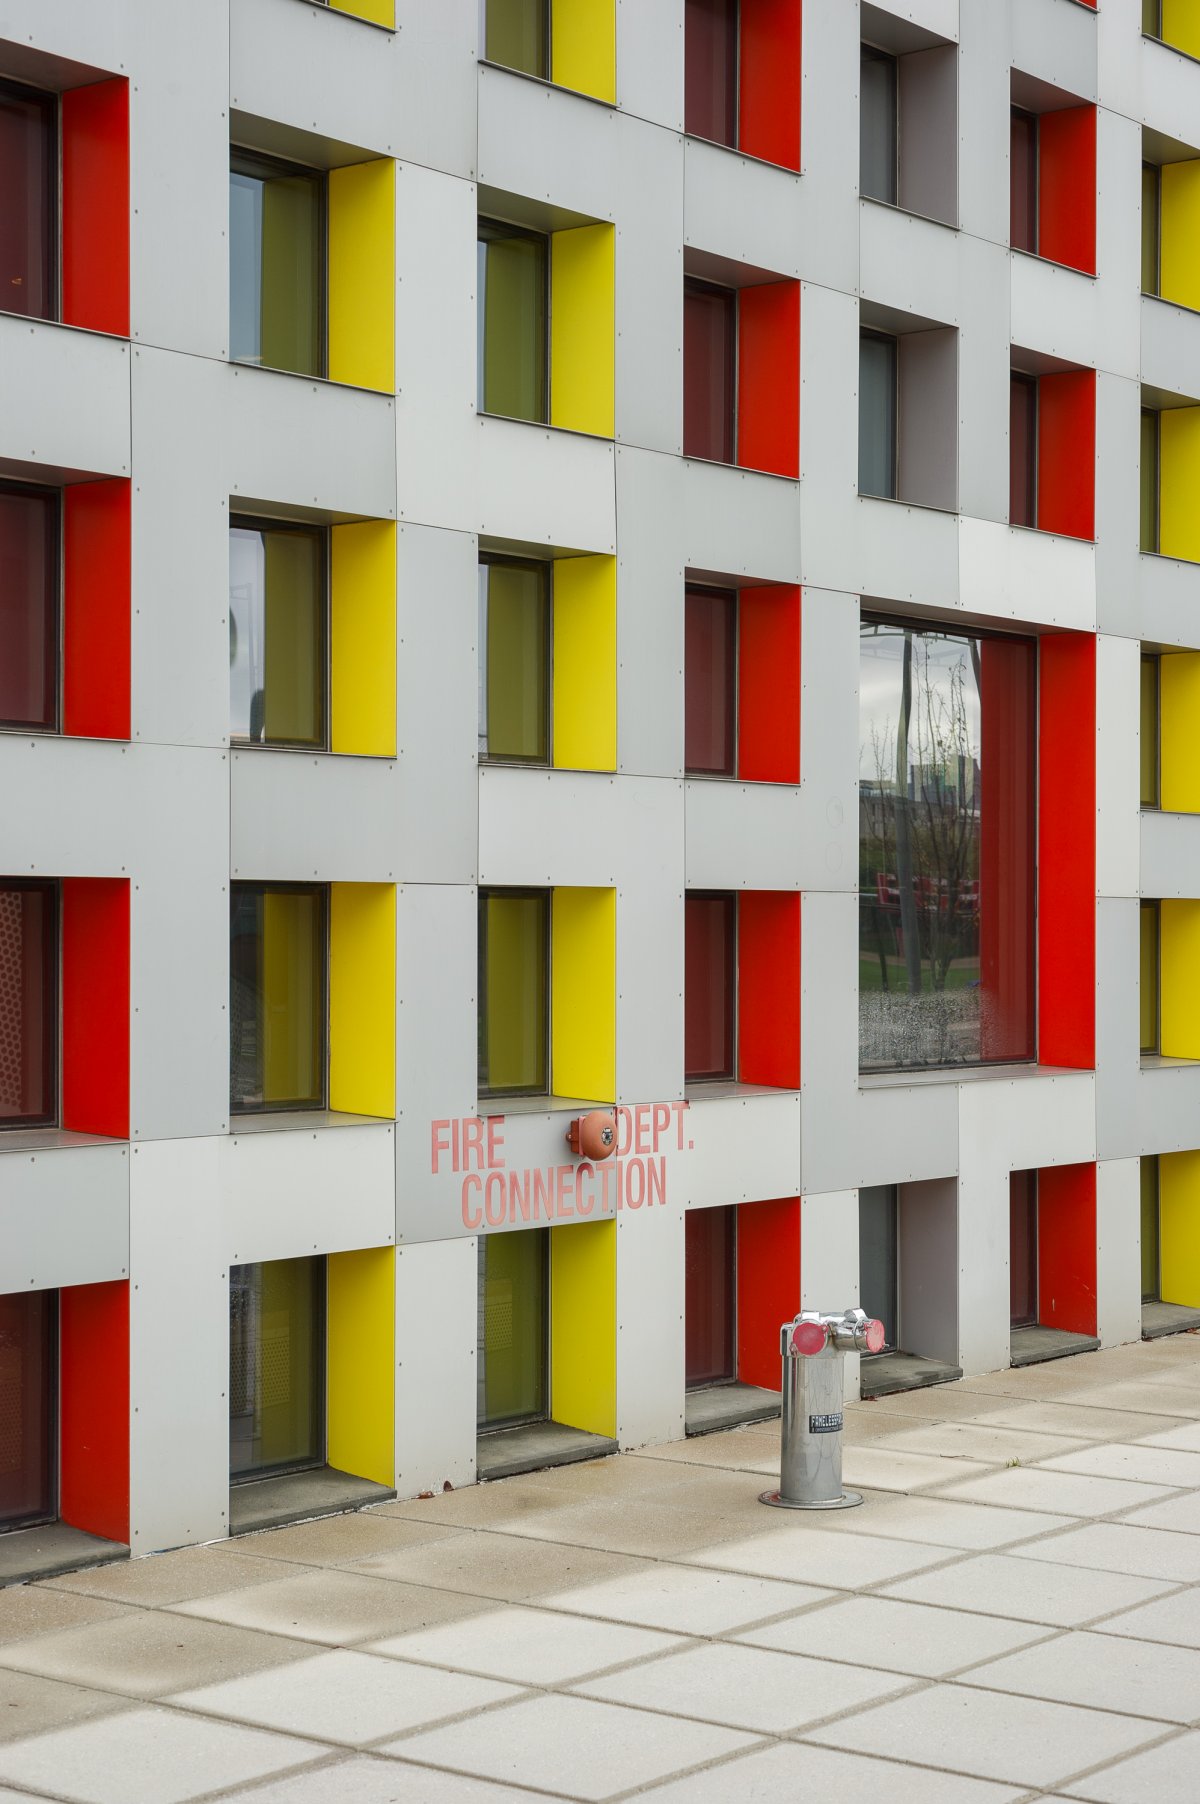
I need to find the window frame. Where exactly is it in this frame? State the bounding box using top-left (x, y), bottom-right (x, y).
top-left (228, 513), bottom-right (331, 753)
top-left (477, 885), bottom-right (552, 1101)
top-left (228, 879), bottom-right (330, 1117)
top-left (859, 41), bottom-right (899, 208)
top-left (228, 1255), bottom-right (327, 1484)
top-left (476, 214), bottom-right (551, 426)
top-left (477, 551), bottom-right (552, 767)
top-left (684, 888), bottom-right (738, 1085)
top-left (684, 583), bottom-right (738, 779)
top-left (0, 477), bottom-right (62, 736)
top-left (229, 145), bottom-right (329, 380)
top-left (0, 73), bottom-right (59, 326)
top-left (0, 877), bottom-right (60, 1133)
top-left (858, 326), bottom-right (899, 501)
top-left (683, 275), bottom-right (738, 465)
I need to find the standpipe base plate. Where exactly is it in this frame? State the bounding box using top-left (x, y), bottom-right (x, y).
top-left (758, 1489), bottom-right (864, 1510)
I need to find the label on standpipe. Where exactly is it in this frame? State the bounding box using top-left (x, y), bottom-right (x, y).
top-left (808, 1412), bottom-right (843, 1434)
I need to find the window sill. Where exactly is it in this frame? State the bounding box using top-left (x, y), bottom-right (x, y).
top-left (0, 1521), bottom-right (126, 1588)
top-left (859, 1061), bottom-right (1082, 1091)
top-left (859, 1352), bottom-right (961, 1399)
top-left (856, 491), bottom-right (958, 518)
top-left (1004, 520), bottom-right (1097, 547)
top-left (685, 1080), bottom-right (794, 1102)
top-left (1139, 547), bottom-right (1200, 570)
top-left (683, 130), bottom-right (801, 179)
top-left (480, 1093), bottom-right (609, 1117)
top-left (229, 1466), bottom-right (394, 1537)
top-left (1140, 1054), bottom-right (1200, 1071)
top-left (1009, 246), bottom-right (1096, 281)
top-left (476, 1420), bottom-right (616, 1481)
top-left (1010, 1325), bottom-right (1099, 1367)
top-left (0, 1127), bottom-right (126, 1157)
top-left (229, 1109), bottom-right (393, 1136)
top-left (858, 194), bottom-right (958, 233)
top-left (229, 360), bottom-right (395, 401)
top-left (684, 454), bottom-right (799, 486)
top-left (685, 1382), bottom-right (780, 1436)
top-left (477, 410), bottom-right (614, 446)
top-left (477, 58), bottom-right (617, 110)
top-left (1143, 1300), bottom-right (1200, 1339)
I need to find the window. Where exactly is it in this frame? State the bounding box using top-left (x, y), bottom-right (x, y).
top-left (858, 1185), bottom-right (897, 1353)
top-left (683, 0), bottom-right (802, 170)
top-left (0, 481), bottom-right (58, 732)
top-left (230, 150), bottom-right (324, 378)
top-left (859, 619), bottom-right (1036, 1072)
top-left (0, 880), bottom-right (57, 1129)
top-left (1141, 1156), bottom-right (1160, 1303)
top-left (229, 1257), bottom-right (325, 1481)
top-left (1143, 0), bottom-right (1163, 36)
top-left (229, 519), bottom-right (327, 749)
top-left (685, 0), bottom-right (737, 148)
top-left (229, 883), bottom-right (327, 1114)
top-left (477, 218), bottom-right (548, 424)
top-left (0, 78), bottom-right (55, 323)
top-left (1141, 409), bottom-right (1160, 554)
top-left (1010, 373), bottom-right (1038, 529)
top-left (685, 892), bottom-right (736, 1081)
top-left (1141, 654), bottom-right (1160, 808)
top-left (860, 45), bottom-right (898, 206)
top-left (483, 0), bottom-right (550, 77)
top-left (1142, 162), bottom-right (1161, 296)
top-left (859, 330), bottom-right (897, 499)
top-left (685, 1206), bottom-right (736, 1387)
top-left (1009, 362), bottom-right (1095, 539)
top-left (1010, 108), bottom-right (1038, 254)
top-left (0, 1290), bottom-right (56, 1532)
top-left (684, 586), bottom-right (736, 777)
top-left (478, 556), bottom-right (550, 763)
top-left (1141, 900), bottom-right (1159, 1055)
top-left (683, 279), bottom-right (736, 463)
top-left (478, 889), bottom-right (549, 1096)
top-left (477, 1230), bottom-right (548, 1428)
top-left (1009, 1171), bottom-right (1038, 1328)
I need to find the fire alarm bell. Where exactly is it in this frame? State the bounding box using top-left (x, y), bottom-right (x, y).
top-left (566, 1110), bottom-right (616, 1161)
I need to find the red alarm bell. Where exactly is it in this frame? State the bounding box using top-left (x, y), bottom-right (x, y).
top-left (566, 1111), bottom-right (616, 1160)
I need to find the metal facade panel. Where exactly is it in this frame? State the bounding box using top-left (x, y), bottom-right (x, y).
top-left (479, 768), bottom-right (676, 888)
top-left (1141, 809), bottom-right (1200, 899)
top-left (898, 1177), bottom-right (959, 1365)
top-left (227, 366), bottom-right (398, 521)
top-left (1139, 552), bottom-right (1200, 651)
top-left (683, 140), bottom-right (802, 279)
top-left (394, 883), bottom-right (478, 1238)
top-left (394, 1236), bottom-right (477, 1494)
top-left (0, 318), bottom-right (130, 479)
top-left (957, 234), bottom-right (1012, 525)
top-left (391, 0), bottom-right (477, 180)
top-left (615, 448), bottom-right (686, 778)
top-left (1139, 33), bottom-right (1200, 147)
top-left (617, 868), bottom-right (686, 1106)
top-left (800, 588), bottom-right (861, 896)
top-left (1096, 1156), bottom-right (1143, 1349)
top-left (615, 119), bottom-right (684, 456)
top-left (1010, 0), bottom-right (1098, 101)
top-left (898, 327), bottom-right (958, 511)
top-left (231, 0), bottom-right (399, 159)
top-left (1139, 1062), bottom-right (1200, 1155)
top-left (616, 0), bottom-right (685, 130)
top-left (852, 1082), bottom-right (960, 1187)
top-left (1095, 112), bottom-right (1143, 383)
top-left (799, 892), bottom-right (861, 1195)
top-left (800, 1189), bottom-right (859, 1314)
top-left (1095, 375), bottom-right (1142, 638)
top-left (685, 1093), bottom-right (802, 1208)
top-left (957, 1148), bottom-right (1012, 1378)
top-left (1010, 256), bottom-right (1099, 371)
top-left (956, 0), bottom-right (1012, 244)
top-left (0, 736), bottom-right (133, 876)
top-left (860, 205), bottom-right (961, 326)
top-left (616, 1204), bottom-right (685, 1447)
top-left (1095, 899), bottom-right (1140, 1162)
top-left (796, 0), bottom-right (862, 292)
top-left (221, 1124), bottom-right (396, 1263)
top-left (230, 751), bottom-right (401, 882)
top-left (1095, 633), bottom-right (1141, 899)
top-left (476, 416), bottom-right (617, 553)
top-left (853, 497), bottom-right (960, 613)
top-left (681, 462), bottom-right (801, 585)
top-left (1140, 295), bottom-right (1200, 401)
top-left (870, 0), bottom-right (959, 38)
top-left (684, 781), bottom-right (803, 891)
top-left (959, 517), bottom-right (1096, 632)
top-left (958, 1072), bottom-right (1097, 1179)
top-left (396, 526), bottom-right (479, 883)
top-left (0, 1145), bottom-right (128, 1293)
top-left (479, 65), bottom-right (618, 223)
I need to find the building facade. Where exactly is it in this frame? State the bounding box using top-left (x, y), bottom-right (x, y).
top-left (2, 0), bottom-right (1200, 1571)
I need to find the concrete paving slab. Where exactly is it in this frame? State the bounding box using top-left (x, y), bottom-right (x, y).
top-left (370, 1603), bottom-right (685, 1684)
top-left (0, 1611), bottom-right (314, 1700)
top-left (801, 1493), bottom-right (1074, 1550)
top-left (334, 1532), bottom-right (649, 1602)
top-left (934, 1465), bottom-right (1177, 1517)
top-left (1091, 1589), bottom-right (1200, 1649)
top-left (0, 1587), bottom-right (132, 1647)
top-left (40, 1546), bottom-right (294, 1609)
top-left (1041, 1443), bottom-right (1200, 1487)
top-left (733, 1594), bottom-right (1052, 1676)
top-left (538, 1565), bottom-right (834, 1636)
top-left (168, 1570), bottom-right (499, 1647)
top-left (0, 1669), bottom-right (131, 1746)
top-left (1058, 1729), bottom-right (1200, 1803)
top-left (880, 1551), bottom-right (1175, 1625)
top-left (643, 1740), bottom-right (1027, 1803)
top-left (685, 1525), bottom-right (962, 1589)
top-left (841, 1447), bottom-right (996, 1491)
top-left (958, 1628), bottom-right (1200, 1721)
top-left (211, 1757), bottom-right (559, 1802)
top-left (1008, 1520), bottom-right (1200, 1582)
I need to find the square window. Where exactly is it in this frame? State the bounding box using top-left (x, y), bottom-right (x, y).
top-left (230, 150), bottom-right (325, 378)
top-left (229, 518), bottom-right (328, 749)
top-left (0, 482), bottom-right (58, 732)
top-left (0, 880), bottom-right (57, 1129)
top-left (858, 330), bottom-right (898, 499)
top-left (0, 77), bottom-right (56, 323)
top-left (478, 556), bottom-right (550, 763)
top-left (483, 0), bottom-right (550, 79)
top-left (230, 1257), bottom-right (325, 1480)
top-left (0, 1289), bottom-right (56, 1530)
top-left (684, 585), bottom-right (736, 777)
top-left (477, 1229), bottom-right (549, 1428)
top-left (477, 218), bottom-right (549, 423)
top-left (684, 892), bottom-right (736, 1081)
top-left (478, 889), bottom-right (550, 1096)
top-left (229, 883), bottom-right (327, 1114)
top-left (683, 278), bottom-right (736, 463)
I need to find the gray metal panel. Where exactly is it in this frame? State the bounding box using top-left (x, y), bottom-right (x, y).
top-left (0, 1144), bottom-right (128, 1293)
top-left (477, 417), bottom-right (617, 554)
top-left (851, 497), bottom-right (960, 613)
top-left (898, 1177), bottom-right (959, 1365)
top-left (957, 234), bottom-right (1012, 524)
top-left (1095, 110), bottom-right (1143, 384)
top-left (1096, 1156), bottom-right (1142, 1350)
top-left (478, 64), bottom-right (617, 223)
top-left (228, 366), bottom-right (398, 522)
top-left (1095, 899), bottom-right (1140, 1162)
top-left (851, 1081), bottom-right (960, 1188)
top-left (681, 462), bottom-right (801, 586)
top-left (1139, 551), bottom-right (1200, 651)
top-left (395, 1236), bottom-right (477, 1495)
top-left (221, 1124), bottom-right (396, 1262)
top-left (957, 0), bottom-right (1012, 245)
top-left (479, 768), bottom-right (675, 889)
top-left (684, 140), bottom-right (802, 280)
top-left (1010, 0), bottom-right (1098, 102)
top-left (797, 284), bottom-right (860, 590)
top-left (1139, 1062), bottom-right (1200, 1155)
top-left (686, 1093), bottom-right (801, 1208)
top-left (1094, 375), bottom-right (1142, 639)
top-left (1139, 29), bottom-right (1200, 146)
top-left (1141, 809), bottom-right (1200, 899)
top-left (798, 892), bottom-right (861, 1196)
top-left (0, 318), bottom-right (130, 479)
top-left (396, 525), bottom-right (479, 884)
top-left (392, 0), bottom-right (477, 180)
top-left (685, 782), bottom-right (803, 891)
top-left (898, 328), bottom-right (958, 511)
top-left (860, 205), bottom-right (960, 327)
top-left (797, 0), bottom-right (862, 290)
top-left (868, 0), bottom-right (960, 41)
top-left (616, 118), bottom-right (684, 456)
top-left (616, 1201), bottom-right (685, 1448)
top-left (617, 858), bottom-right (686, 1106)
top-left (616, 0), bottom-right (685, 131)
top-left (956, 1142), bottom-right (1012, 1378)
top-left (230, 752), bottom-right (400, 883)
top-left (800, 588), bottom-right (861, 894)
top-left (1096, 633), bottom-right (1141, 900)
top-left (1010, 256), bottom-right (1099, 371)
top-left (1141, 296), bottom-right (1200, 401)
top-left (615, 448), bottom-right (685, 778)
top-left (898, 44), bottom-right (958, 227)
top-left (231, 0), bottom-right (399, 161)
top-left (960, 518), bottom-right (1097, 632)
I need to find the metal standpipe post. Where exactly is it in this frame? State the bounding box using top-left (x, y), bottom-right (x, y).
top-left (760, 1308), bottom-right (885, 1510)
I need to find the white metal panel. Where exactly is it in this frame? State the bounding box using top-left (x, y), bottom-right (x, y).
top-left (0, 318), bottom-right (130, 479)
top-left (230, 752), bottom-right (401, 883)
top-left (231, 0), bottom-right (399, 161)
top-left (797, 0), bottom-right (862, 291)
top-left (220, 1124), bottom-right (396, 1264)
top-left (1010, 255), bottom-right (1099, 371)
top-left (392, 0), bottom-right (477, 180)
top-left (1094, 111), bottom-right (1143, 384)
top-left (1096, 1156), bottom-right (1143, 1350)
top-left (1010, 0), bottom-right (1098, 101)
top-left (1095, 899), bottom-right (1141, 1163)
top-left (851, 1082), bottom-right (961, 1188)
top-left (898, 1176), bottom-right (959, 1365)
top-left (956, 0), bottom-right (1012, 245)
top-left (801, 1188), bottom-right (861, 1400)
top-left (956, 1147), bottom-right (1012, 1378)
top-left (394, 883), bottom-right (478, 1235)
top-left (1139, 1062), bottom-right (1200, 1156)
top-left (860, 204), bottom-right (961, 327)
top-left (681, 462), bottom-right (801, 586)
top-left (616, 1201), bottom-right (685, 1448)
top-left (0, 736), bottom-right (132, 876)
top-left (685, 1093), bottom-right (802, 1209)
top-left (396, 525), bottom-right (478, 883)
top-left (853, 496), bottom-right (960, 614)
top-left (476, 416), bottom-right (617, 554)
top-left (958, 1072), bottom-right (1097, 1186)
top-left (957, 233), bottom-right (1012, 525)
top-left (898, 44), bottom-right (958, 227)
top-left (798, 891), bottom-right (861, 1197)
top-left (1095, 633), bottom-right (1141, 900)
top-left (615, 118), bottom-right (684, 456)
top-left (1139, 552), bottom-right (1200, 652)
top-left (615, 447), bottom-right (686, 778)
top-left (395, 1236), bottom-right (477, 1495)
top-left (898, 327), bottom-right (958, 511)
top-left (1139, 31), bottom-right (1200, 147)
top-left (478, 768), bottom-right (676, 888)
top-left (0, 1144), bottom-right (128, 1293)
top-left (684, 139), bottom-right (802, 280)
top-left (616, 0), bottom-right (684, 130)
top-left (1141, 810), bottom-right (1200, 899)
top-left (1140, 295), bottom-right (1200, 402)
top-left (800, 588), bottom-right (861, 895)
top-left (684, 781), bottom-right (803, 892)
top-left (1094, 375), bottom-right (1142, 640)
top-left (479, 64), bottom-right (618, 223)
top-left (869, 0), bottom-right (959, 40)
top-left (617, 861), bottom-right (686, 1106)
top-left (227, 366), bottom-right (398, 522)
top-left (959, 517), bottom-right (1096, 633)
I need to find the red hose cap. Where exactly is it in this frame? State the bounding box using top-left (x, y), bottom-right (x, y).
top-left (792, 1320), bottom-right (829, 1356)
top-left (863, 1317), bottom-right (886, 1355)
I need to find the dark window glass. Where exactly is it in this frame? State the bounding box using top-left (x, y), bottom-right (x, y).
top-left (859, 331), bottom-right (897, 499)
top-left (683, 279), bottom-right (736, 464)
top-left (685, 0), bottom-right (738, 148)
top-left (1141, 653), bottom-right (1159, 809)
top-left (685, 586), bottom-right (736, 776)
top-left (1009, 372), bottom-right (1038, 529)
top-left (860, 45), bottom-right (898, 205)
top-left (479, 889), bottom-right (549, 1095)
top-left (859, 619), bottom-right (1036, 1071)
top-left (0, 881), bottom-right (56, 1129)
top-left (1140, 409), bottom-right (1160, 555)
top-left (230, 151), bottom-right (324, 378)
top-left (1140, 899), bottom-right (1159, 1055)
top-left (1009, 1170), bottom-right (1038, 1328)
top-left (1010, 108), bottom-right (1038, 255)
top-left (230, 884), bottom-right (327, 1114)
top-left (685, 892), bottom-right (736, 1081)
top-left (229, 1257), bottom-right (324, 1480)
top-left (0, 79), bottom-right (55, 323)
top-left (685, 1205), bottom-right (736, 1386)
top-left (859, 1185), bottom-right (897, 1352)
top-left (230, 519), bottom-right (326, 749)
top-left (0, 1289), bottom-right (56, 1530)
top-left (477, 219), bottom-right (548, 423)
top-left (1141, 1156), bottom-right (1160, 1302)
top-left (1143, 0), bottom-right (1163, 36)
top-left (1142, 162), bottom-right (1161, 297)
top-left (0, 483), bottom-right (58, 731)
top-left (485, 0), bottom-right (550, 79)
top-left (477, 1229), bottom-right (548, 1428)
top-left (478, 557), bottom-right (550, 763)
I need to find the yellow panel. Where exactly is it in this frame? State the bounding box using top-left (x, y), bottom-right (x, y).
top-left (1159, 1151), bottom-right (1200, 1308)
top-left (331, 520), bottom-right (397, 757)
top-left (1160, 407), bottom-right (1200, 564)
top-left (550, 223), bottom-right (615, 439)
top-left (550, 1218), bottom-right (616, 1436)
top-left (1160, 899), bottom-right (1200, 1059)
top-left (328, 158), bottom-right (395, 392)
top-left (327, 1246), bottom-right (395, 1485)
top-left (1161, 159), bottom-right (1200, 310)
top-left (552, 555), bottom-right (616, 772)
top-left (329, 882), bottom-right (396, 1117)
top-left (550, 0), bottom-right (616, 102)
top-left (1159, 652), bottom-right (1200, 814)
top-left (330, 0), bottom-right (394, 22)
top-left (1163, 0), bottom-right (1200, 59)
top-left (551, 887), bottom-right (616, 1101)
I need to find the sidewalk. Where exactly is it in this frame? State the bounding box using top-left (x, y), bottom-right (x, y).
top-left (2, 1337), bottom-right (1200, 1802)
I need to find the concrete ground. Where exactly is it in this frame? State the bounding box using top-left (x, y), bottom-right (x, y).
top-left (3, 1340), bottom-right (1200, 1801)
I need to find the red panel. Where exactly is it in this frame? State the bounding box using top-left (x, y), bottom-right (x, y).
top-left (61, 878), bottom-right (130, 1138)
top-left (63, 479), bottom-right (131, 740)
top-left (1037, 369), bottom-right (1095, 542)
top-left (1036, 1164), bottom-right (1097, 1336)
top-left (736, 1197), bottom-right (801, 1388)
top-left (60, 1280), bottom-right (129, 1544)
top-left (739, 0), bottom-right (802, 172)
top-left (738, 891), bottom-right (801, 1087)
top-left (978, 637), bottom-right (1037, 1061)
top-left (1038, 104), bottom-right (1096, 276)
top-left (1038, 633), bottom-right (1096, 1070)
top-left (738, 585), bottom-right (801, 784)
top-left (61, 78), bottom-right (130, 337)
top-left (737, 280), bottom-right (800, 479)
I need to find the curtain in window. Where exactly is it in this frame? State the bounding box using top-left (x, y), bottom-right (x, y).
top-left (0, 1290), bottom-right (55, 1528)
top-left (1009, 1171), bottom-right (1038, 1327)
top-left (685, 0), bottom-right (737, 146)
top-left (684, 893), bottom-right (736, 1080)
top-left (485, 0), bottom-right (549, 77)
top-left (685, 1205), bottom-right (736, 1386)
top-left (477, 1230), bottom-right (548, 1427)
top-left (0, 80), bottom-right (54, 322)
top-left (477, 222), bottom-right (547, 422)
top-left (479, 559), bottom-right (549, 761)
top-left (684, 587), bottom-right (736, 776)
top-left (229, 1257), bottom-right (324, 1478)
top-left (229, 521), bottom-right (325, 747)
top-left (478, 890), bottom-right (549, 1094)
top-left (229, 884), bottom-right (326, 1112)
top-left (0, 881), bottom-right (56, 1127)
top-left (683, 280), bottom-right (736, 463)
top-left (0, 483), bottom-right (57, 730)
top-left (230, 157), bottom-right (323, 377)
top-left (1010, 109), bottom-right (1038, 254)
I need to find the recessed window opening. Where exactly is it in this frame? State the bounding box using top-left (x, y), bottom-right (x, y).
top-left (478, 555), bottom-right (550, 764)
top-left (1141, 899), bottom-right (1160, 1055)
top-left (1010, 372), bottom-right (1038, 530)
top-left (230, 148), bottom-right (325, 378)
top-left (685, 1205), bottom-right (736, 1388)
top-left (1142, 161), bottom-right (1161, 296)
top-left (0, 879), bottom-right (58, 1131)
top-left (477, 217), bottom-right (549, 424)
top-left (229, 518), bottom-right (328, 750)
top-left (0, 1289), bottom-right (57, 1533)
top-left (859, 1184), bottom-right (898, 1354)
top-left (477, 1229), bottom-right (549, 1430)
top-left (858, 329), bottom-right (898, 499)
top-left (1141, 1156), bottom-right (1161, 1302)
top-left (1141, 653), bottom-right (1160, 808)
top-left (478, 888), bottom-right (550, 1098)
top-left (1009, 1171), bottom-right (1038, 1328)
top-left (685, 0), bottom-right (738, 148)
top-left (1010, 106), bottom-right (1038, 254)
top-left (683, 277), bottom-right (737, 463)
top-left (0, 76), bottom-right (56, 324)
top-left (229, 882), bottom-right (328, 1115)
top-left (482, 0), bottom-right (551, 79)
top-left (685, 892), bottom-right (736, 1082)
top-left (0, 480), bottom-right (59, 734)
top-left (860, 43), bottom-right (898, 206)
top-left (684, 585), bottom-right (737, 777)
top-left (229, 1257), bottom-right (326, 1482)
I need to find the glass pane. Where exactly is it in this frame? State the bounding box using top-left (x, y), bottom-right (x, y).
top-left (477, 1230), bottom-right (548, 1427)
top-left (1143, 0), bottom-right (1162, 36)
top-left (478, 223), bottom-right (547, 422)
top-left (683, 281), bottom-right (736, 463)
top-left (684, 587), bottom-right (736, 776)
top-left (859, 1185), bottom-right (897, 1351)
top-left (685, 1205), bottom-right (736, 1386)
top-left (230, 157), bottom-right (322, 378)
top-left (1141, 655), bottom-right (1159, 808)
top-left (229, 1257), bottom-right (324, 1479)
top-left (230, 885), bottom-right (326, 1113)
top-left (0, 1289), bottom-right (55, 1528)
top-left (685, 893), bottom-right (736, 1080)
top-left (860, 46), bottom-right (898, 205)
top-left (0, 483), bottom-right (57, 730)
top-left (1009, 374), bottom-right (1037, 528)
top-left (485, 0), bottom-right (549, 77)
top-left (858, 333), bottom-right (897, 499)
top-left (229, 522), bottom-right (325, 748)
top-left (859, 621), bottom-right (1036, 1071)
top-left (1141, 1156), bottom-right (1160, 1301)
top-left (479, 891), bottom-right (549, 1094)
top-left (479, 559), bottom-right (549, 761)
top-left (1009, 1170), bottom-right (1038, 1327)
top-left (1010, 109), bottom-right (1038, 254)
top-left (0, 80), bottom-right (54, 322)
top-left (685, 0), bottom-right (737, 147)
top-left (0, 882), bottom-right (56, 1127)
top-left (1140, 900), bottom-right (1159, 1054)
top-left (1140, 410), bottom-right (1160, 555)
top-left (1142, 163), bottom-right (1161, 296)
